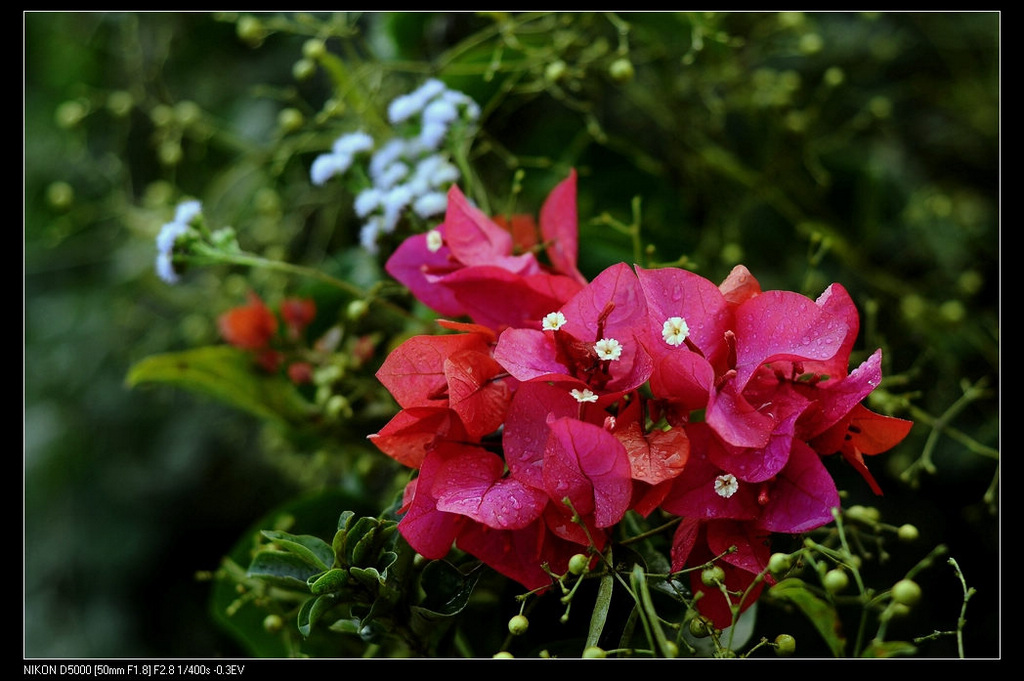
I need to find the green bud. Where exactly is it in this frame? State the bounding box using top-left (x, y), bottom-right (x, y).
top-left (157, 140), bottom-right (183, 166)
top-left (701, 565), bottom-right (725, 587)
top-left (774, 634), bottom-right (796, 656)
top-left (688, 615), bottom-right (714, 638)
top-left (278, 107), bottom-right (305, 133)
top-left (262, 614), bottom-right (284, 633)
top-left (545, 59), bottom-right (568, 83)
top-left (106, 90), bottom-right (134, 117)
top-left (236, 15), bottom-right (264, 45)
top-left (508, 614), bottom-right (530, 636)
top-left (845, 504), bottom-right (880, 524)
top-left (582, 646), bottom-right (606, 658)
top-left (823, 568), bottom-right (849, 594)
top-left (568, 553), bottom-right (590, 576)
top-left (303, 38), bottom-right (327, 60)
top-left (897, 523), bottom-right (920, 542)
top-left (891, 579), bottom-right (922, 607)
top-left (293, 58), bottom-right (317, 82)
top-left (55, 100), bottom-right (88, 129)
top-left (492, 651), bottom-right (515, 659)
top-left (346, 299), bottom-right (369, 320)
top-left (661, 640), bottom-right (678, 658)
top-left (768, 552), bottom-right (792, 576)
top-left (174, 100), bottom-right (202, 127)
top-left (46, 181), bottom-right (74, 210)
top-left (608, 57), bottom-right (635, 83)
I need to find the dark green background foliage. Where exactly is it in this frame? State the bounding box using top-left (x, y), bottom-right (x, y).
top-left (25, 12), bottom-right (998, 658)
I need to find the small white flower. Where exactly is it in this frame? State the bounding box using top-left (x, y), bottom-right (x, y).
top-left (310, 153), bottom-right (350, 186)
top-left (714, 474), bottom-right (739, 499)
top-left (571, 388), bottom-right (599, 403)
top-left (155, 220), bottom-right (189, 254)
top-left (154, 251), bottom-right (179, 284)
top-left (359, 217), bottom-right (384, 253)
top-left (374, 161), bottom-right (410, 191)
top-left (388, 79), bottom-right (447, 124)
top-left (662, 316), bottom-right (690, 347)
top-left (542, 311), bottom-right (567, 331)
top-left (173, 199), bottom-right (202, 225)
top-left (419, 121), bottom-right (449, 150)
top-left (413, 192), bottom-right (448, 219)
top-left (354, 188), bottom-right (384, 218)
top-left (594, 338), bottom-right (623, 361)
top-left (426, 229), bottom-right (444, 253)
top-left (369, 138), bottom-right (409, 180)
top-left (332, 131), bottom-right (374, 156)
top-left (422, 98), bottom-right (459, 128)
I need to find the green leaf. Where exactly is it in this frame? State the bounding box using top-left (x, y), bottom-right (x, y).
top-left (126, 345), bottom-right (315, 426)
top-left (586, 566), bottom-right (615, 650)
top-left (308, 568), bottom-right (350, 595)
top-left (297, 594), bottom-right (342, 638)
top-left (260, 530), bottom-right (335, 571)
top-left (246, 550), bottom-right (323, 590)
top-left (862, 640), bottom-right (918, 658)
top-left (768, 578), bottom-right (847, 657)
top-left (415, 560), bottom-right (482, 618)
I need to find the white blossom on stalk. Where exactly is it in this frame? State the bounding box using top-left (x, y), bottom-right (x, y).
top-left (542, 311), bottom-right (567, 331)
top-left (594, 338), bottom-right (623, 361)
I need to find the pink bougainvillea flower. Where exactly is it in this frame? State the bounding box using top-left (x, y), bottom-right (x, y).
top-left (369, 322), bottom-right (514, 464)
top-left (395, 439), bottom-right (607, 592)
top-left (810, 402), bottom-right (913, 495)
top-left (384, 171), bottom-right (586, 331)
top-left (493, 262), bottom-right (653, 399)
top-left (429, 444), bottom-right (549, 530)
top-left (702, 281), bottom-right (853, 467)
top-left (542, 416), bottom-right (634, 528)
top-left (633, 266), bottom-right (733, 418)
top-left (662, 421), bottom-right (839, 533)
top-left (671, 516), bottom-right (773, 630)
top-left (368, 406), bottom-right (470, 469)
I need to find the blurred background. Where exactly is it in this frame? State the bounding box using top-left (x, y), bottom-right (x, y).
top-left (25, 12), bottom-right (998, 658)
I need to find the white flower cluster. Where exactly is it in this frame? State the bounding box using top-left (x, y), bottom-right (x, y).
top-left (310, 79), bottom-right (481, 253)
top-left (154, 200), bottom-right (202, 284)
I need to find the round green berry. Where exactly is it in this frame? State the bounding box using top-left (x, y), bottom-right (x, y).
top-left (897, 523), bottom-right (920, 542)
top-left (774, 634), bottom-right (796, 656)
top-left (823, 568), bottom-right (849, 594)
top-left (493, 651), bottom-right (514, 659)
top-left (768, 552), bottom-right (792, 575)
top-left (688, 615), bottom-right (714, 638)
top-left (701, 565), bottom-right (726, 587)
top-left (545, 59), bottom-right (568, 83)
top-left (582, 646), bottom-right (606, 658)
top-left (508, 614), bottom-right (530, 636)
top-left (891, 579), bottom-right (922, 607)
top-left (568, 553), bottom-right (591, 576)
top-left (262, 614), bottom-right (284, 633)
top-left (608, 57), bottom-right (635, 83)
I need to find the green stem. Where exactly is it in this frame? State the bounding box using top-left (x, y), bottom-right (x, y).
top-left (182, 247), bottom-right (414, 321)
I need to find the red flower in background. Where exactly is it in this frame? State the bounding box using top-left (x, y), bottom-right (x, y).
top-left (219, 292), bottom-right (278, 350)
top-left (218, 292), bottom-right (319, 385)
